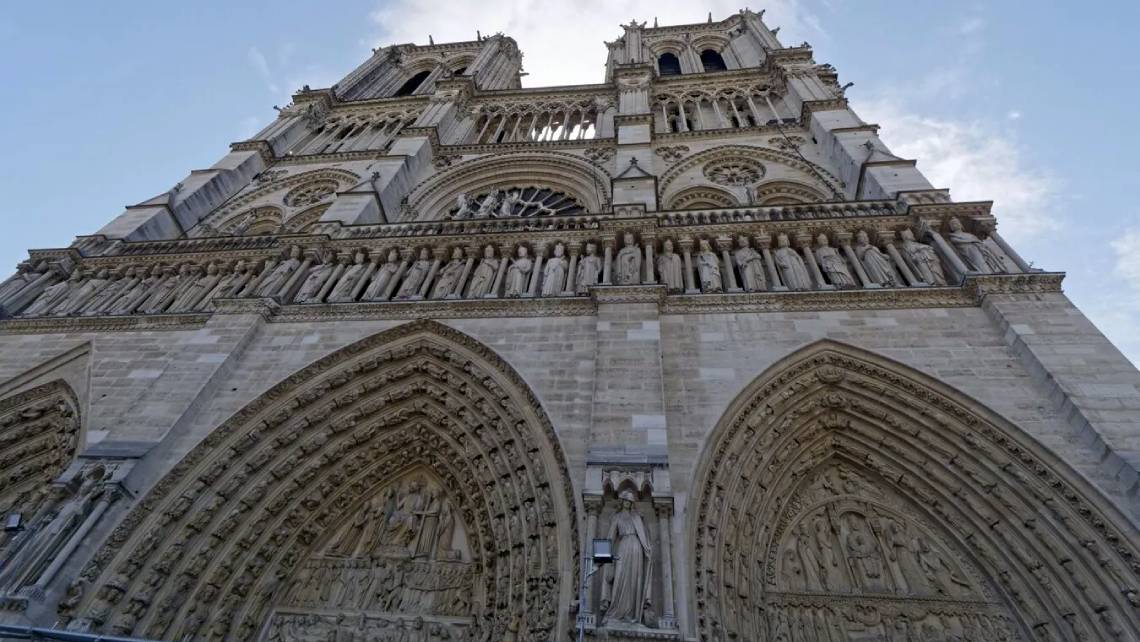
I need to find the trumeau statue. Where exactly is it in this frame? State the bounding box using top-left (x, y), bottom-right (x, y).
top-left (294, 253), bottom-right (337, 303)
top-left (362, 249), bottom-right (401, 300)
top-left (774, 232), bottom-right (811, 290)
top-left (465, 245), bottom-right (499, 298)
top-left (253, 245), bottom-right (303, 297)
top-left (601, 490), bottom-right (653, 628)
top-left (395, 248), bottom-right (433, 299)
top-left (615, 233), bottom-right (642, 285)
top-left (854, 230), bottom-right (897, 287)
top-left (429, 248), bottom-right (465, 299)
top-left (504, 246), bottom-right (532, 297)
top-left (947, 217), bottom-right (1005, 274)
top-left (734, 235), bottom-right (767, 292)
top-left (696, 239), bottom-right (722, 293)
top-left (814, 233), bottom-right (857, 288)
top-left (328, 250), bottom-right (370, 303)
top-left (576, 242), bottom-right (601, 294)
top-left (656, 239), bottom-right (684, 292)
top-left (540, 243), bottom-right (567, 296)
top-left (899, 229), bottom-right (948, 285)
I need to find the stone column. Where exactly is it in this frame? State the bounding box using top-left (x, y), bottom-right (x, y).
top-left (716, 236), bottom-right (741, 292)
top-left (454, 247), bottom-right (477, 299)
top-left (351, 257), bottom-right (380, 300)
top-left (797, 233), bottom-right (832, 290)
top-left (923, 224), bottom-right (970, 281)
top-left (678, 238), bottom-right (698, 294)
top-left (643, 236), bottom-right (657, 284)
top-left (581, 498), bottom-right (601, 625)
top-left (279, 257), bottom-right (314, 303)
top-left (880, 231), bottom-right (921, 286)
top-left (837, 232), bottom-right (876, 289)
top-left (490, 244), bottom-right (511, 298)
top-left (563, 245), bottom-right (580, 296)
top-left (526, 244), bottom-right (545, 298)
top-left (383, 252), bottom-right (412, 301)
top-left (317, 259), bottom-right (347, 302)
top-left (756, 234), bottom-right (786, 291)
top-left (602, 240), bottom-right (614, 285)
top-left (32, 487), bottom-right (120, 592)
top-left (418, 249), bottom-right (445, 298)
top-left (0, 268), bottom-right (61, 317)
top-left (655, 500), bottom-right (677, 630)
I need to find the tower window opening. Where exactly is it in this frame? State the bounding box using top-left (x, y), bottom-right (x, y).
top-left (658, 53), bottom-right (682, 76)
top-left (393, 70), bottom-right (431, 97)
top-left (701, 49), bottom-right (728, 72)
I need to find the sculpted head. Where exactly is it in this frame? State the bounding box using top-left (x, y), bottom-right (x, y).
top-left (150, 264), bottom-right (165, 277)
top-left (234, 260), bottom-right (247, 272)
top-left (516, 245), bottom-right (529, 258)
top-left (618, 488), bottom-right (637, 510)
top-left (418, 247), bottom-right (430, 260)
top-left (483, 245), bottom-right (495, 259)
top-left (585, 242), bottom-right (597, 256)
top-left (451, 247), bottom-right (463, 260)
top-left (387, 249), bottom-right (399, 263)
top-left (663, 239), bottom-right (674, 254)
top-left (338, 254), bottom-right (351, 265)
top-left (856, 230), bottom-right (871, 245)
top-left (948, 217), bottom-right (964, 232)
top-left (95, 268), bottom-right (110, 279)
top-left (623, 232), bottom-right (636, 247)
top-left (354, 250), bottom-right (367, 264)
top-left (289, 245), bottom-right (302, 260)
top-left (206, 262), bottom-right (218, 276)
top-left (699, 239), bottom-right (712, 252)
top-left (553, 243), bottom-right (565, 258)
top-left (900, 228), bottom-right (916, 242)
top-left (777, 233), bottom-right (791, 248)
top-left (737, 235), bottom-right (750, 249)
top-left (816, 233), bottom-right (830, 247)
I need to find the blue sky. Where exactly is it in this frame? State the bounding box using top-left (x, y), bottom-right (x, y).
top-left (1, 1), bottom-right (1137, 363)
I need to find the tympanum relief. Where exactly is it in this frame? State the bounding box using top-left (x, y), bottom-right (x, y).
top-left (263, 473), bottom-right (475, 642)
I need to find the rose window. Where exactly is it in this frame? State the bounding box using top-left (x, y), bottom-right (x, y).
top-left (703, 158), bottom-right (765, 186)
top-left (284, 180), bottom-right (338, 207)
top-left (449, 187), bottom-right (586, 219)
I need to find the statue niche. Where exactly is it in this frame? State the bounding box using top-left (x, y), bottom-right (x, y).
top-left (264, 471), bottom-right (474, 642)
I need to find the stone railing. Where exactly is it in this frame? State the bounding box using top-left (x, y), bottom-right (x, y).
top-left (0, 215), bottom-right (1035, 321)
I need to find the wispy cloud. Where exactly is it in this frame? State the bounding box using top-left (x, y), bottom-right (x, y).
top-left (247, 46), bottom-right (279, 94)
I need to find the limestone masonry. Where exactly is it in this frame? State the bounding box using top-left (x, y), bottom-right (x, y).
top-left (1, 10), bottom-right (1139, 642)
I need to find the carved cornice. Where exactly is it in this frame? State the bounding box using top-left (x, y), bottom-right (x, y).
top-left (0, 313), bottom-right (210, 335)
top-left (228, 140), bottom-right (274, 165)
top-left (590, 284), bottom-right (667, 305)
top-left (272, 296), bottom-right (595, 322)
top-left (438, 137), bottom-right (617, 156)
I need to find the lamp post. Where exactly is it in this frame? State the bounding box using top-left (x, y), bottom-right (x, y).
top-left (578, 537), bottom-right (614, 642)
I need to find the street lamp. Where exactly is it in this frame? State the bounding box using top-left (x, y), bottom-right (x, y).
top-left (578, 538), bottom-right (614, 642)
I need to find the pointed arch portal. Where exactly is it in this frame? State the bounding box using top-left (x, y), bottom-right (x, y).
top-left (690, 341), bottom-right (1140, 641)
top-left (62, 321), bottom-right (578, 642)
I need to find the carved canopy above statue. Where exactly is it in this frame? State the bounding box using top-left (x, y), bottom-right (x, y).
top-left (60, 321), bottom-right (578, 642)
top-left (690, 341), bottom-right (1140, 641)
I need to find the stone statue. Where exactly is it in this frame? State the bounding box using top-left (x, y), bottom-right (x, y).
top-left (504, 246), bottom-right (533, 297)
top-left (362, 249), bottom-right (401, 300)
top-left (899, 229), bottom-right (947, 285)
top-left (328, 250), bottom-right (370, 303)
top-left (696, 239), bottom-right (723, 293)
top-left (80, 267), bottom-right (136, 316)
top-left (430, 248), bottom-right (466, 299)
top-left (734, 235), bottom-right (767, 292)
top-left (0, 261), bottom-right (45, 303)
top-left (453, 193), bottom-right (475, 219)
top-left (575, 242), bottom-right (601, 294)
top-left (475, 189), bottom-right (501, 218)
top-left (169, 264), bottom-right (221, 312)
top-left (395, 248), bottom-right (432, 299)
top-left (540, 243), bottom-right (567, 296)
top-left (205, 260), bottom-right (252, 304)
top-left (54, 269), bottom-right (111, 316)
top-left (465, 245), bottom-right (499, 298)
top-left (601, 489), bottom-right (652, 626)
top-left (774, 233), bottom-right (811, 290)
top-left (947, 217), bottom-right (1005, 273)
top-left (814, 234), bottom-right (856, 288)
top-left (138, 264), bottom-right (188, 313)
top-left (105, 265), bottom-right (162, 315)
top-left (854, 231), bottom-right (897, 287)
top-left (254, 246), bottom-right (303, 297)
top-left (22, 269), bottom-right (82, 317)
top-left (615, 233), bottom-right (642, 285)
top-left (294, 253), bottom-right (337, 303)
top-left (499, 191), bottom-right (521, 217)
top-left (656, 239), bottom-right (684, 292)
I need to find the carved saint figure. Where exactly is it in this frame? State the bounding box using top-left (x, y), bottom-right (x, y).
top-left (615, 233), bottom-right (642, 285)
top-left (430, 248), bottom-right (466, 300)
top-left (601, 490), bottom-right (652, 626)
top-left (540, 243), bottom-right (568, 296)
top-left (814, 234), bottom-right (857, 288)
top-left (854, 230), bottom-right (897, 287)
top-left (22, 269), bottom-right (83, 317)
top-left (0, 260), bottom-right (46, 303)
top-left (453, 193), bottom-right (475, 219)
top-left (362, 250), bottom-right (401, 301)
top-left (294, 253), bottom-right (337, 303)
top-left (947, 217), bottom-right (1005, 273)
top-left (899, 229), bottom-right (947, 285)
top-left (734, 235), bottom-right (767, 292)
top-left (843, 515), bottom-right (885, 592)
top-left (328, 250), bottom-right (370, 303)
top-left (499, 190), bottom-right (521, 217)
top-left (656, 239), bottom-right (685, 292)
top-left (475, 189), bottom-right (501, 218)
top-left (912, 535), bottom-right (970, 596)
top-left (774, 233), bottom-right (811, 290)
top-left (169, 264), bottom-right (221, 312)
top-left (55, 269), bottom-right (111, 316)
top-left (254, 245), bottom-right (303, 297)
top-left (575, 242), bottom-right (602, 294)
top-left (81, 267), bottom-right (137, 316)
top-left (504, 246), bottom-right (533, 297)
top-left (465, 245), bottom-right (499, 298)
top-left (383, 478), bottom-right (427, 551)
top-left (696, 239), bottom-right (723, 293)
top-left (395, 248), bottom-right (433, 299)
top-left (206, 260), bottom-right (253, 304)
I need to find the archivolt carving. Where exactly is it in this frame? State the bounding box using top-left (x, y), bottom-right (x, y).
top-left (659, 145), bottom-right (842, 204)
top-left (0, 380), bottom-right (81, 529)
top-left (750, 179), bottom-right (827, 205)
top-left (664, 186), bottom-right (739, 210)
top-left (690, 341), bottom-right (1140, 641)
top-left (61, 320), bottom-right (578, 642)
top-left (190, 168), bottom-right (360, 237)
top-left (403, 151), bottom-right (612, 222)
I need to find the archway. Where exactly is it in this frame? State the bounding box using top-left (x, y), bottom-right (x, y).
top-left (689, 341), bottom-right (1140, 641)
top-left (61, 321), bottom-right (579, 641)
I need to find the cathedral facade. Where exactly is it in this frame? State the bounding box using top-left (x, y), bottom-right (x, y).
top-left (1, 11), bottom-right (1139, 642)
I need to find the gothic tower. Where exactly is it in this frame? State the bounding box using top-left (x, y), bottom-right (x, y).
top-left (1, 11), bottom-right (1138, 642)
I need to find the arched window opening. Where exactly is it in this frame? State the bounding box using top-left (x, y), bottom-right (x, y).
top-left (453, 66), bottom-right (467, 76)
top-left (658, 53), bottom-right (681, 76)
top-left (393, 70), bottom-right (430, 97)
top-left (701, 49), bottom-right (727, 72)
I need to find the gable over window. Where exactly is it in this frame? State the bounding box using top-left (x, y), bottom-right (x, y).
top-left (658, 53), bottom-right (681, 76)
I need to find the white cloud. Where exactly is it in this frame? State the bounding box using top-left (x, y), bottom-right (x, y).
top-left (247, 46), bottom-right (279, 94)
top-left (368, 0), bottom-right (823, 88)
top-left (1007, 110), bottom-right (1021, 120)
top-left (959, 16), bottom-right (985, 35)
top-left (1112, 230), bottom-right (1140, 283)
top-left (858, 98), bottom-right (1059, 244)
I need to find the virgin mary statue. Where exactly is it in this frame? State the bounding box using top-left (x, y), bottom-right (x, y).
top-left (602, 489), bottom-right (653, 626)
